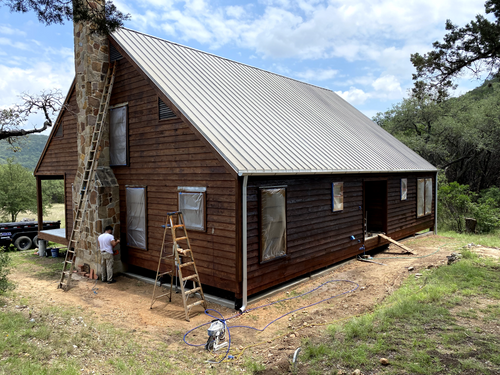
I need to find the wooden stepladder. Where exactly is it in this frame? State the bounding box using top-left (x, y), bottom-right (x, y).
top-left (57, 63), bottom-right (117, 290)
top-left (150, 211), bottom-right (208, 321)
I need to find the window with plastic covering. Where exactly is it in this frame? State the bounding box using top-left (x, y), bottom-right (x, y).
top-left (109, 105), bottom-right (127, 166)
top-left (401, 179), bottom-right (407, 200)
top-left (126, 187), bottom-right (147, 250)
top-left (417, 178), bottom-right (433, 217)
top-left (178, 191), bottom-right (206, 231)
top-left (332, 182), bottom-right (343, 212)
top-left (260, 188), bottom-right (286, 263)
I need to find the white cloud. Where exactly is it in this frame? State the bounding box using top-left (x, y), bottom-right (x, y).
top-left (0, 24), bottom-right (27, 37)
top-left (335, 74), bottom-right (404, 105)
top-left (295, 68), bottom-right (338, 81)
top-left (371, 75), bottom-right (404, 100)
top-left (226, 5), bottom-right (245, 19)
top-left (335, 87), bottom-right (371, 105)
top-left (0, 37), bottom-right (30, 50)
top-left (123, 0), bottom-right (485, 65)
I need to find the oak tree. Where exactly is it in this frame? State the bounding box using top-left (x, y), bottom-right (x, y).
top-left (0, 90), bottom-right (64, 147)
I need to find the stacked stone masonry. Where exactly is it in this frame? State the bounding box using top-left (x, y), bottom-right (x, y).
top-left (72, 1), bottom-right (121, 275)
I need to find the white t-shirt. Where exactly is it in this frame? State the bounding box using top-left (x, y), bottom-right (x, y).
top-left (98, 233), bottom-right (115, 254)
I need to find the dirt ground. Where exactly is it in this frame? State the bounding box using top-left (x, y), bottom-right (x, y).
top-left (8, 234), bottom-right (499, 373)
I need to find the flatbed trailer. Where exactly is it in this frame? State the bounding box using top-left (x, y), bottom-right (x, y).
top-left (0, 220), bottom-right (61, 250)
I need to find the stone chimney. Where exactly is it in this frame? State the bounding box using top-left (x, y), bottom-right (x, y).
top-left (72, 0), bottom-right (121, 275)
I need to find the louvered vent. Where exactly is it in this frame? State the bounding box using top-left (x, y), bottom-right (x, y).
top-left (55, 122), bottom-right (63, 137)
top-left (110, 43), bottom-right (123, 61)
top-left (159, 98), bottom-right (176, 120)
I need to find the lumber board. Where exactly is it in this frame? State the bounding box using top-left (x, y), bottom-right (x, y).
top-left (378, 233), bottom-right (416, 254)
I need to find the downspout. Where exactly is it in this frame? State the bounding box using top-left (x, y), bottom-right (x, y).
top-left (434, 170), bottom-right (438, 235)
top-left (240, 175), bottom-right (248, 313)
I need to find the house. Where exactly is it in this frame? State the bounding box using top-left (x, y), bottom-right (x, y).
top-left (35, 27), bottom-right (437, 309)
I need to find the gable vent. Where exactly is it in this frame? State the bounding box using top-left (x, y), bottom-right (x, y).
top-left (159, 98), bottom-right (176, 120)
top-left (110, 43), bottom-right (123, 61)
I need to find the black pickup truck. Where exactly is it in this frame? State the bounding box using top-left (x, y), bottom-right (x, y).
top-left (0, 220), bottom-right (61, 250)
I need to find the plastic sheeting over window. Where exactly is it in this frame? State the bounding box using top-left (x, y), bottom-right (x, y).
top-left (417, 179), bottom-right (425, 217)
top-left (417, 178), bottom-right (433, 217)
top-left (332, 182), bottom-right (344, 212)
top-left (401, 178), bottom-right (407, 200)
top-left (126, 187), bottom-right (146, 249)
top-left (425, 178), bottom-right (433, 215)
top-left (260, 188), bottom-right (286, 262)
top-left (110, 106), bottom-right (127, 166)
top-left (179, 192), bottom-right (205, 231)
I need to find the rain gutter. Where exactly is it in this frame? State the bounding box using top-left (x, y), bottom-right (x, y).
top-left (237, 169), bottom-right (438, 176)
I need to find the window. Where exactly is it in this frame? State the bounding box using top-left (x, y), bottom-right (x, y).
top-left (126, 187), bottom-right (147, 249)
top-left (260, 188), bottom-right (286, 262)
top-left (332, 182), bottom-right (344, 212)
top-left (417, 178), bottom-right (433, 217)
top-left (401, 178), bottom-right (407, 200)
top-left (178, 187), bottom-right (206, 231)
top-left (109, 105), bottom-right (127, 166)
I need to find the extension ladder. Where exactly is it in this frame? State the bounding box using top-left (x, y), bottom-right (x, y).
top-left (57, 63), bottom-right (117, 290)
top-left (150, 211), bottom-right (208, 321)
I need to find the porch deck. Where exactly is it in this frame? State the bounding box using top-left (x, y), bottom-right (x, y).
top-left (39, 228), bottom-right (68, 245)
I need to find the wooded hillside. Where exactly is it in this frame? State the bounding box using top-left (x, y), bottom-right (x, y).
top-left (374, 79), bottom-right (500, 193)
top-left (0, 134), bottom-right (48, 170)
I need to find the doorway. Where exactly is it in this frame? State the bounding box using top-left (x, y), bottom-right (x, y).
top-left (364, 180), bottom-right (388, 239)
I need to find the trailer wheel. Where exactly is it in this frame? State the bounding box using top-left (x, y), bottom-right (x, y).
top-left (14, 236), bottom-right (32, 251)
top-left (33, 235), bottom-right (39, 248)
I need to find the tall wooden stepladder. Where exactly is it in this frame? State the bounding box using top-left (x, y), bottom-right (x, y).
top-left (57, 63), bottom-right (117, 290)
top-left (150, 211), bottom-right (208, 321)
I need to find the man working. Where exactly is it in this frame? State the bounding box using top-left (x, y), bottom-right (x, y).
top-left (98, 225), bottom-right (120, 284)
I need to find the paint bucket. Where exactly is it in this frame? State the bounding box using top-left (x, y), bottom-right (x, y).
top-left (51, 248), bottom-right (59, 258)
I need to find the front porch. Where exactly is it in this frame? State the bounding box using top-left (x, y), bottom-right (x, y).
top-left (38, 228), bottom-right (68, 246)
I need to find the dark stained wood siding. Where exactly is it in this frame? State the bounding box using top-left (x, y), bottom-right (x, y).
top-left (35, 90), bottom-right (78, 236)
top-left (246, 172), bottom-right (435, 296)
top-left (109, 57), bottom-right (239, 294)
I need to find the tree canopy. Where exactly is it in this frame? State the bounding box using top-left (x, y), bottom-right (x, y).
top-left (0, 159), bottom-right (60, 222)
top-left (411, 0), bottom-right (500, 92)
top-left (0, 159), bottom-right (38, 222)
top-left (1, 0), bottom-right (129, 35)
top-left (374, 79), bottom-right (500, 192)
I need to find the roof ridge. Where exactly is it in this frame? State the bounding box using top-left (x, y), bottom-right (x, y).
top-left (117, 27), bottom-right (335, 94)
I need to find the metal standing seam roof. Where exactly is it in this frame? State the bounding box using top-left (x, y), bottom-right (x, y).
top-left (111, 28), bottom-right (437, 176)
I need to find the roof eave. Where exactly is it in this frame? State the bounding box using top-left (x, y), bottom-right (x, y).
top-left (238, 168), bottom-right (439, 176)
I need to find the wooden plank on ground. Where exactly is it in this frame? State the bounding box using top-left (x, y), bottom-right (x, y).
top-left (378, 233), bottom-right (416, 254)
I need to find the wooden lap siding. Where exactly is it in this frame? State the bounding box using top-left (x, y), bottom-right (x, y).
top-left (387, 174), bottom-right (435, 236)
top-left (109, 57), bottom-right (239, 294)
top-left (246, 173), bottom-right (435, 296)
top-left (35, 90), bottom-right (78, 237)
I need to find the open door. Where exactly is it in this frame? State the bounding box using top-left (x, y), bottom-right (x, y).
top-left (363, 180), bottom-right (388, 240)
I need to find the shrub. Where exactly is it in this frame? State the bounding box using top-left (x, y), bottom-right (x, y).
top-left (438, 180), bottom-right (474, 232)
top-left (0, 247), bottom-right (12, 294)
top-left (438, 178), bottom-right (500, 233)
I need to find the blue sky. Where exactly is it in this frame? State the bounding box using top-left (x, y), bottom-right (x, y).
top-left (0, 0), bottom-right (489, 131)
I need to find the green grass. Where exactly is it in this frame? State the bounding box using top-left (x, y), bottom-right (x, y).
top-left (439, 229), bottom-right (500, 248)
top-left (301, 249), bottom-right (500, 374)
top-left (0, 252), bottom-right (188, 375)
top-left (0, 301), bottom-right (181, 375)
top-left (9, 251), bottom-right (64, 279)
